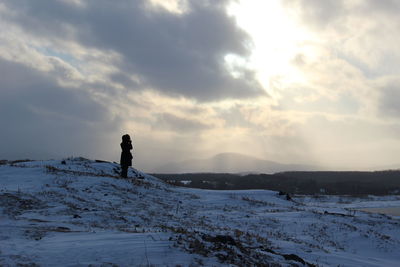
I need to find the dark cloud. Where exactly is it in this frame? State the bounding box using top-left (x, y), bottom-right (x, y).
top-left (154, 112), bottom-right (212, 133)
top-left (0, 58), bottom-right (121, 160)
top-left (379, 82), bottom-right (400, 117)
top-left (359, 0), bottom-right (400, 16)
top-left (2, 0), bottom-right (265, 101)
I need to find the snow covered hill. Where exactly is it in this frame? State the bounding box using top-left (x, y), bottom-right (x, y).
top-left (0, 158), bottom-right (399, 266)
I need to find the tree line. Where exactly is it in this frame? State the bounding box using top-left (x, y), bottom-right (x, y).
top-left (151, 170), bottom-right (400, 195)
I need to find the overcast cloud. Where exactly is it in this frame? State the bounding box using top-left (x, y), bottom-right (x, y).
top-left (1, 0), bottom-right (400, 171)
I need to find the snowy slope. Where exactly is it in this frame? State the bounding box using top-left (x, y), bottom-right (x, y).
top-left (0, 158), bottom-right (399, 266)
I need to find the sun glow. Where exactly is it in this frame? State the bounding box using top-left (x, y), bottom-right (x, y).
top-left (228, 0), bottom-right (314, 95)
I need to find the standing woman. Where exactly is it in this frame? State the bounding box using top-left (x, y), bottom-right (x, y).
top-left (120, 134), bottom-right (133, 178)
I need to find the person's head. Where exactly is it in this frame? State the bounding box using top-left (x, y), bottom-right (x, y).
top-left (122, 134), bottom-right (131, 142)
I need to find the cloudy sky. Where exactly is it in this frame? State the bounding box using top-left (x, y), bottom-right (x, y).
top-left (1, 0), bottom-right (400, 171)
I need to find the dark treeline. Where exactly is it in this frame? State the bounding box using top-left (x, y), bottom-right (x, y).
top-left (151, 170), bottom-right (400, 195)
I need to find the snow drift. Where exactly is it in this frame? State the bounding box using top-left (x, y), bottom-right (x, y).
top-left (0, 158), bottom-right (399, 266)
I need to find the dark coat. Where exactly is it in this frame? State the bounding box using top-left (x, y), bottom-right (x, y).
top-left (120, 141), bottom-right (133, 167)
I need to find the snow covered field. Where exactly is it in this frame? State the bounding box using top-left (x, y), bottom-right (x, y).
top-left (0, 158), bottom-right (399, 266)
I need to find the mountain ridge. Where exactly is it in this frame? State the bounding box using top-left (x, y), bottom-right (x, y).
top-left (155, 152), bottom-right (320, 173)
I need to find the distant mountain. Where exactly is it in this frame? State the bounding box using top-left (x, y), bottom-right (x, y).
top-left (154, 152), bottom-right (320, 173)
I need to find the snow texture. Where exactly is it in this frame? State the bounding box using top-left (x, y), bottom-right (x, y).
top-left (0, 158), bottom-right (399, 266)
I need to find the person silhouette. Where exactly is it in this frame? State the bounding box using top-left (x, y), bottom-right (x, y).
top-left (120, 134), bottom-right (133, 178)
